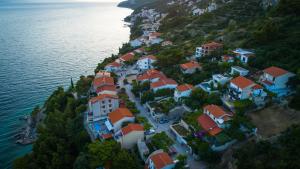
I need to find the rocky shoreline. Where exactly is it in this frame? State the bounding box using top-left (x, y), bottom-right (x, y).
top-left (15, 108), bottom-right (45, 145)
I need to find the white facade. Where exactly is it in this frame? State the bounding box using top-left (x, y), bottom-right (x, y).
top-left (233, 48), bottom-right (254, 64)
top-left (262, 72), bottom-right (295, 89)
top-left (195, 47), bottom-right (203, 58)
top-left (229, 82), bottom-right (253, 100)
top-left (118, 130), bottom-right (144, 149)
top-left (231, 66), bottom-right (249, 76)
top-left (89, 98), bottom-right (119, 121)
top-left (111, 117), bottom-right (135, 132)
top-left (137, 57), bottom-right (156, 70)
top-left (212, 74), bottom-right (231, 88)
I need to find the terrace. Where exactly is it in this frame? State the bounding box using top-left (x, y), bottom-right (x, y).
top-left (88, 118), bottom-right (113, 140)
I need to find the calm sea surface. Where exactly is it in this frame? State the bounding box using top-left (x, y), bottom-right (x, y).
top-left (0, 1), bottom-right (131, 168)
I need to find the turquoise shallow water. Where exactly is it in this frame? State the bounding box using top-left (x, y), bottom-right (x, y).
top-left (0, 1), bottom-right (131, 168)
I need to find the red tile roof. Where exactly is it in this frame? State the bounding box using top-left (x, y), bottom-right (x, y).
top-left (251, 84), bottom-right (263, 90)
top-left (137, 69), bottom-right (166, 81)
top-left (149, 32), bottom-right (162, 37)
top-left (96, 85), bottom-right (117, 93)
top-left (202, 41), bottom-right (223, 48)
top-left (139, 55), bottom-right (157, 61)
top-left (222, 55), bottom-right (234, 62)
top-left (120, 52), bottom-right (135, 62)
top-left (101, 133), bottom-right (113, 139)
top-left (150, 152), bottom-right (173, 169)
top-left (204, 105), bottom-right (227, 118)
top-left (176, 84), bottom-right (194, 92)
top-left (150, 78), bottom-right (178, 89)
top-left (230, 76), bottom-right (254, 89)
top-left (108, 108), bottom-right (134, 124)
top-left (263, 66), bottom-right (289, 77)
top-left (180, 61), bottom-right (200, 70)
top-left (90, 94), bottom-right (118, 103)
top-left (121, 123), bottom-right (144, 136)
top-left (197, 114), bottom-right (222, 136)
top-left (93, 77), bottom-right (114, 88)
top-left (106, 61), bottom-right (121, 67)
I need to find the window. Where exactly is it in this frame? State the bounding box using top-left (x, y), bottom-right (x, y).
top-left (102, 106), bottom-right (105, 109)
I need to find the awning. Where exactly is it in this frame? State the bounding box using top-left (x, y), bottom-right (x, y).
top-left (105, 120), bottom-right (113, 131)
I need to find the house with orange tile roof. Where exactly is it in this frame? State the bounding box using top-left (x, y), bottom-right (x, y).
top-left (115, 123), bottom-right (144, 149)
top-left (195, 41), bottom-right (223, 58)
top-left (197, 114), bottom-right (223, 136)
top-left (203, 105), bottom-right (233, 128)
top-left (137, 69), bottom-right (166, 83)
top-left (151, 78), bottom-right (178, 92)
top-left (92, 76), bottom-right (114, 91)
top-left (145, 150), bottom-right (175, 169)
top-left (105, 61), bottom-right (122, 72)
top-left (174, 84), bottom-right (194, 102)
top-left (232, 48), bottom-right (255, 64)
top-left (180, 61), bottom-right (201, 74)
top-left (137, 55), bottom-right (157, 71)
top-left (260, 66), bottom-right (295, 97)
top-left (107, 108), bottom-right (135, 132)
top-left (148, 32), bottom-right (163, 45)
top-left (119, 52), bottom-right (135, 63)
top-left (96, 85), bottom-right (117, 96)
top-left (88, 94), bottom-right (119, 121)
top-left (226, 76), bottom-right (267, 106)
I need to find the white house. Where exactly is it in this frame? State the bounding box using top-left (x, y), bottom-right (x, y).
top-left (260, 66), bottom-right (295, 97)
top-left (136, 55), bottom-right (157, 71)
top-left (192, 8), bottom-right (205, 15)
top-left (212, 74), bottom-right (231, 88)
top-left (230, 66), bottom-right (249, 76)
top-left (228, 76), bottom-right (267, 101)
top-left (116, 123), bottom-right (144, 149)
top-left (151, 78), bottom-right (178, 92)
top-left (180, 61), bottom-right (201, 74)
top-left (137, 69), bottom-right (166, 83)
top-left (88, 94), bottom-right (119, 121)
top-left (145, 150), bottom-right (175, 169)
top-left (203, 105), bottom-right (233, 129)
top-left (107, 108), bottom-right (135, 132)
top-left (92, 76), bottom-right (114, 91)
top-left (105, 61), bottom-right (122, 72)
top-left (148, 32), bottom-right (163, 45)
top-left (174, 84), bottom-right (194, 102)
top-left (233, 48), bottom-right (254, 64)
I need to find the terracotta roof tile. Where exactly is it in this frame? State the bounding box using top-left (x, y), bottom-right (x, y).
top-left (106, 61), bottom-right (121, 67)
top-left (202, 41), bottom-right (223, 48)
top-left (263, 66), bottom-right (289, 77)
top-left (150, 78), bottom-right (178, 89)
top-left (121, 123), bottom-right (144, 136)
top-left (90, 94), bottom-right (118, 103)
top-left (150, 152), bottom-right (173, 169)
top-left (93, 77), bottom-right (114, 88)
top-left (204, 105), bottom-right (227, 118)
top-left (230, 76), bottom-right (254, 89)
top-left (96, 85), bottom-right (117, 93)
top-left (120, 52), bottom-right (135, 62)
top-left (197, 114), bottom-right (222, 136)
top-left (108, 108), bottom-right (134, 124)
top-left (176, 84), bottom-right (194, 92)
top-left (137, 69), bottom-right (166, 81)
top-left (180, 61), bottom-right (200, 70)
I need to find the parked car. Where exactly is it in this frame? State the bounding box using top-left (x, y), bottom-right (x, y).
top-left (159, 118), bottom-right (169, 124)
top-left (145, 128), bottom-right (156, 135)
